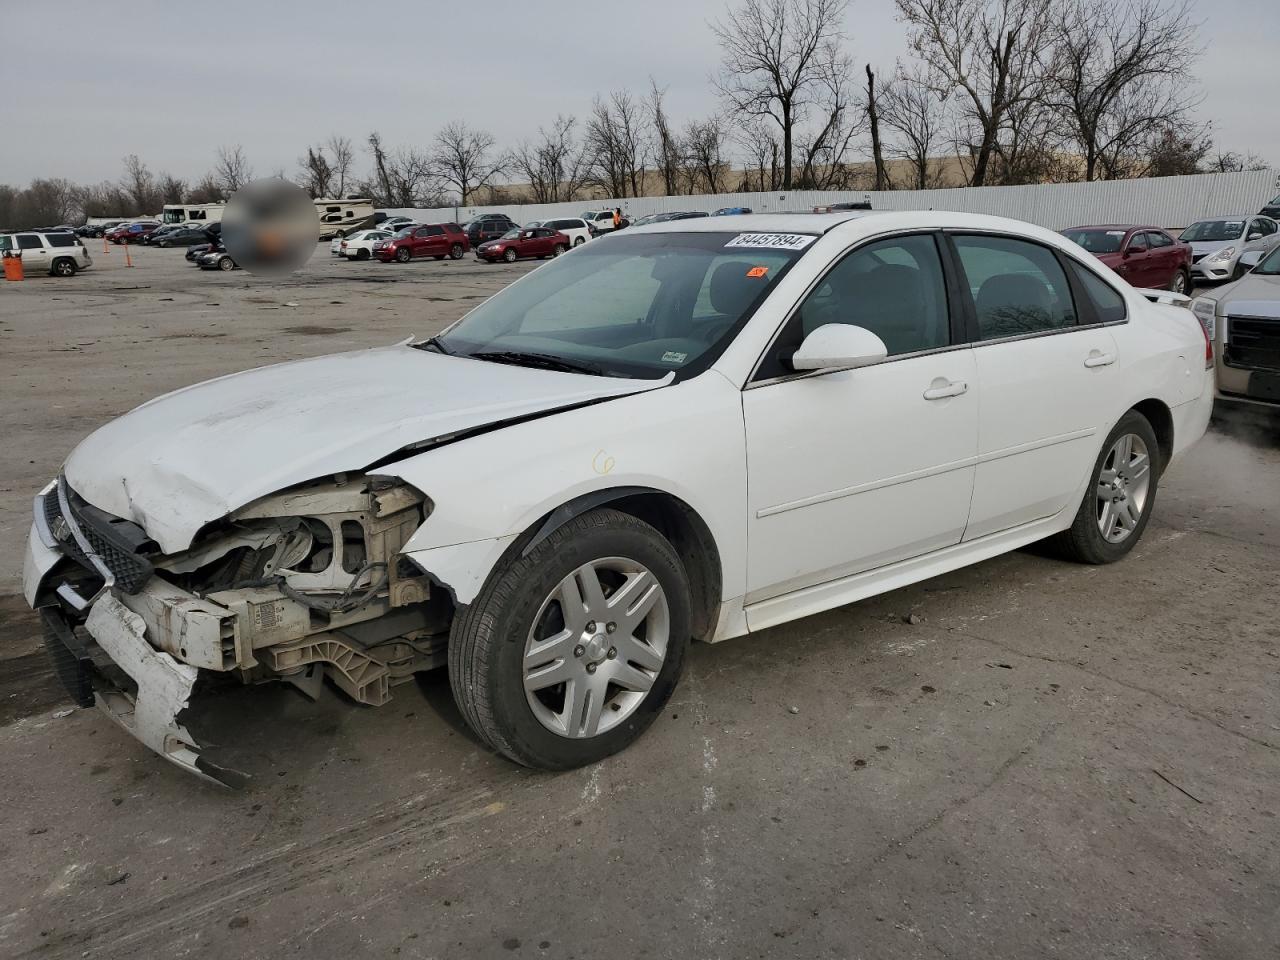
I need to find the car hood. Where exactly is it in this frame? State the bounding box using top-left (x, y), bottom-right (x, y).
top-left (1217, 272), bottom-right (1280, 317)
top-left (63, 344), bottom-right (668, 553)
top-left (1189, 239), bottom-right (1240, 257)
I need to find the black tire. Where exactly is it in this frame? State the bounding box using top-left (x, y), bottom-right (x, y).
top-left (218, 256), bottom-right (235, 272)
top-left (357, 248), bottom-right (370, 261)
top-left (450, 243), bottom-right (464, 260)
top-left (51, 258), bottom-right (76, 277)
top-left (1169, 269), bottom-right (1190, 295)
top-left (449, 508), bottom-right (691, 770)
top-left (396, 247), bottom-right (412, 263)
top-left (1047, 410), bottom-right (1160, 564)
top-left (503, 247), bottom-right (518, 263)
top-left (573, 236), bottom-right (585, 246)
top-left (553, 244), bottom-right (567, 257)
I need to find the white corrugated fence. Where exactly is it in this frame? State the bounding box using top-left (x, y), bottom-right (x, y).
top-left (387, 168), bottom-right (1279, 232)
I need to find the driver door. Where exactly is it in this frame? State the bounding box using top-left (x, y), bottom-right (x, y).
top-left (742, 233), bottom-right (978, 616)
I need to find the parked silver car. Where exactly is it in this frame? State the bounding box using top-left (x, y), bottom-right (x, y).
top-left (1192, 245), bottom-right (1280, 408)
top-left (1181, 215), bottom-right (1280, 283)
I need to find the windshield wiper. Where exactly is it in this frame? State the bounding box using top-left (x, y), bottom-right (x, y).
top-left (469, 350), bottom-right (607, 376)
top-left (414, 336), bottom-right (453, 355)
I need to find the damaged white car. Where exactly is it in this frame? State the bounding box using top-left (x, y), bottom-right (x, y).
top-left (25, 212), bottom-right (1214, 784)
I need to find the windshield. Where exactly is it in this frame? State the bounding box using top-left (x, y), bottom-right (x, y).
top-left (432, 231), bottom-right (809, 379)
top-left (499, 229), bottom-right (521, 240)
top-left (1061, 229), bottom-right (1126, 254)
top-left (1255, 245), bottom-right (1280, 275)
top-left (1181, 220), bottom-right (1245, 242)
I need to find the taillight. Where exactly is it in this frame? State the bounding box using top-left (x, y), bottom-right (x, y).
top-left (1190, 297), bottom-right (1215, 369)
top-left (1200, 317), bottom-right (1213, 369)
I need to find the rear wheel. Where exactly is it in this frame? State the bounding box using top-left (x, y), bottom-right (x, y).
top-left (396, 247), bottom-right (412, 263)
top-left (449, 508), bottom-right (690, 770)
top-left (51, 258), bottom-right (76, 277)
top-left (357, 249), bottom-right (369, 261)
top-left (1047, 410), bottom-right (1159, 564)
top-left (1169, 269), bottom-right (1190, 295)
top-left (573, 236), bottom-right (585, 246)
top-left (503, 248), bottom-right (518, 263)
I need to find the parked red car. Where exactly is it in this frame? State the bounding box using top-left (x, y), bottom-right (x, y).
top-left (1060, 224), bottom-right (1192, 294)
top-left (373, 223), bottom-right (469, 262)
top-left (476, 226), bottom-right (570, 263)
top-left (105, 221), bottom-right (161, 244)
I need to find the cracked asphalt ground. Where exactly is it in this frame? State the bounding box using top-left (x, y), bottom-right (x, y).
top-left (1, 247), bottom-right (1277, 959)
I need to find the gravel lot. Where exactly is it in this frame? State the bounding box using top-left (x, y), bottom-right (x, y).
top-left (0, 245), bottom-right (1277, 959)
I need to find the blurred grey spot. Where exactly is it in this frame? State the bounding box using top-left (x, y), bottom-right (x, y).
top-left (222, 179), bottom-right (319, 276)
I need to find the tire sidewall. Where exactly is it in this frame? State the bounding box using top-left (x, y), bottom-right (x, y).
top-left (1074, 411), bottom-right (1161, 562)
top-left (476, 516), bottom-right (691, 769)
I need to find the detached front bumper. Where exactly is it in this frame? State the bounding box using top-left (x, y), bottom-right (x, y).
top-left (25, 481), bottom-right (244, 787)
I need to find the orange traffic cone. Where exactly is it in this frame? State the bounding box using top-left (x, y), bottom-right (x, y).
top-left (124, 243), bottom-right (133, 268)
top-left (3, 254), bottom-right (24, 281)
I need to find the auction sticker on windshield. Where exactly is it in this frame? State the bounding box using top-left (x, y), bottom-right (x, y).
top-left (724, 233), bottom-right (817, 250)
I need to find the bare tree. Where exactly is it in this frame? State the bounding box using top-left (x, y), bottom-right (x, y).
top-left (1206, 150), bottom-right (1269, 174)
top-left (712, 0), bottom-right (851, 190)
top-left (431, 121), bottom-right (504, 205)
top-left (1139, 125), bottom-right (1211, 178)
top-left (864, 65), bottom-right (890, 190)
top-left (1046, 0), bottom-right (1200, 181)
top-left (299, 145), bottom-right (334, 198)
top-left (511, 116), bottom-right (590, 203)
top-left (367, 132), bottom-right (440, 207)
top-left (327, 135), bottom-right (356, 197)
top-left (188, 173), bottom-right (224, 204)
top-left (585, 91), bottom-right (650, 198)
top-left (214, 145), bottom-right (253, 193)
top-left (895, 0), bottom-right (1055, 187)
top-left (735, 119), bottom-right (783, 192)
top-left (648, 80), bottom-right (686, 196)
top-left (796, 58), bottom-right (864, 189)
top-left (879, 66), bottom-right (946, 188)
top-left (120, 154), bottom-right (157, 211)
top-left (684, 117), bottom-right (731, 193)
top-left (158, 174), bottom-right (187, 205)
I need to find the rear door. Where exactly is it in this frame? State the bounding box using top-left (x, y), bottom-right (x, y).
top-left (423, 224), bottom-right (446, 256)
top-left (949, 233), bottom-right (1124, 540)
top-left (1147, 230), bottom-right (1178, 286)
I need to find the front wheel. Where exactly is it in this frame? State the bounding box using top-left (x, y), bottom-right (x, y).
top-left (218, 256), bottom-right (235, 271)
top-left (396, 247), bottom-right (412, 263)
top-left (553, 244), bottom-right (567, 257)
top-left (573, 236), bottom-right (585, 246)
top-left (503, 248), bottom-right (518, 263)
top-left (1047, 411), bottom-right (1159, 564)
top-left (449, 508), bottom-right (691, 770)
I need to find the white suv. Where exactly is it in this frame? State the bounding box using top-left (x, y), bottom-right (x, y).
top-left (0, 231), bottom-right (93, 276)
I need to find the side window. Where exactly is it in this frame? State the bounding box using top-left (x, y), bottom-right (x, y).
top-left (1257, 219), bottom-right (1277, 236)
top-left (793, 234), bottom-right (951, 358)
top-left (17, 234), bottom-right (43, 249)
top-left (1128, 232), bottom-right (1148, 252)
top-left (952, 235), bottom-right (1077, 340)
top-left (1067, 261), bottom-right (1127, 324)
top-left (425, 225), bottom-right (444, 236)
top-left (1149, 231), bottom-right (1173, 248)
top-left (47, 234), bottom-right (76, 247)
top-left (190, 211), bottom-right (205, 220)
top-left (414, 227), bottom-right (431, 238)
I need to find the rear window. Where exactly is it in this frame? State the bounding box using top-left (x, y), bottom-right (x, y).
top-left (1061, 229), bottom-right (1126, 254)
top-left (47, 234), bottom-right (77, 247)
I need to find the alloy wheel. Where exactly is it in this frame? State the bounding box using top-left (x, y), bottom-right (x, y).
top-left (523, 557), bottom-right (670, 739)
top-left (1096, 433), bottom-right (1152, 543)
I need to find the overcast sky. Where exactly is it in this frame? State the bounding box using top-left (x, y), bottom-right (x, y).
top-left (2, 0), bottom-right (1276, 187)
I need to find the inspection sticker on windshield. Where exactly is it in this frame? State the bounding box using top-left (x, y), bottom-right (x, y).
top-left (725, 233), bottom-right (816, 251)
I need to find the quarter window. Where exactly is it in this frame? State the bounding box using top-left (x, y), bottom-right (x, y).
top-left (1067, 262), bottom-right (1127, 324)
top-left (952, 235), bottom-right (1077, 340)
top-left (47, 234), bottom-right (76, 247)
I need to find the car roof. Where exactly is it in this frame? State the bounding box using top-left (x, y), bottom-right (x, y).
top-left (1064, 224), bottom-right (1156, 231)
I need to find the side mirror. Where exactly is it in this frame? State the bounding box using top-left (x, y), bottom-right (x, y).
top-left (1248, 232), bottom-right (1263, 241)
top-left (790, 323), bottom-right (888, 371)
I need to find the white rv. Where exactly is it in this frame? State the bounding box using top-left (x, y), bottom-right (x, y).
top-left (162, 202), bottom-right (227, 225)
top-left (314, 197), bottom-right (376, 239)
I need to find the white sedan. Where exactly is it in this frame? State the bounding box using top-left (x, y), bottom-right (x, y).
top-left (24, 212), bottom-right (1213, 783)
top-left (338, 228), bottom-right (394, 261)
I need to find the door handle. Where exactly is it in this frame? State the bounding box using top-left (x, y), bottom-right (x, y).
top-left (923, 379), bottom-right (968, 400)
top-left (1084, 352), bottom-right (1116, 368)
